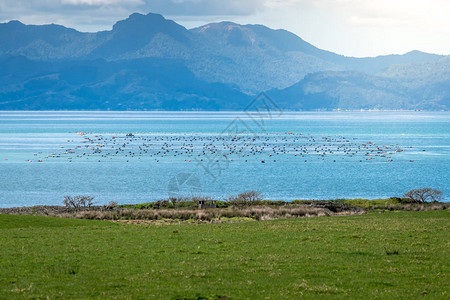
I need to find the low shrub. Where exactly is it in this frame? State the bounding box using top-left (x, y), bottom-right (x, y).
top-left (63, 195), bottom-right (95, 211)
top-left (228, 191), bottom-right (264, 208)
top-left (67, 205), bottom-right (354, 222)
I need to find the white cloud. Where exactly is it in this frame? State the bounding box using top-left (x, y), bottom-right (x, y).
top-left (246, 0), bottom-right (450, 56)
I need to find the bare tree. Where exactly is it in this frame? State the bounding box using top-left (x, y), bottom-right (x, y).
top-left (63, 195), bottom-right (95, 210)
top-left (103, 201), bottom-right (118, 211)
top-left (403, 188), bottom-right (443, 203)
top-left (240, 191), bottom-right (263, 202)
top-left (228, 191), bottom-right (263, 208)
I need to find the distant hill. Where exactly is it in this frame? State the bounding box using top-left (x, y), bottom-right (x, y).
top-left (0, 12), bottom-right (448, 110)
top-left (269, 57), bottom-right (450, 111)
top-left (268, 72), bottom-right (423, 111)
top-left (0, 55), bottom-right (249, 110)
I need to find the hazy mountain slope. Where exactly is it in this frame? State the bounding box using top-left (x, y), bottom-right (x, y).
top-left (0, 13), bottom-right (444, 93)
top-left (268, 71), bottom-right (408, 110)
top-left (191, 23), bottom-right (443, 75)
top-left (342, 50), bottom-right (443, 74)
top-left (0, 20), bottom-right (100, 59)
top-left (188, 22), bottom-right (342, 92)
top-left (269, 61), bottom-right (450, 111)
top-left (0, 12), bottom-right (448, 110)
top-left (380, 56), bottom-right (450, 83)
top-left (0, 55), bottom-right (249, 110)
top-left (378, 57), bottom-right (450, 109)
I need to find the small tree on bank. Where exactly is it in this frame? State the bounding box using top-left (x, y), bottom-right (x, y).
top-left (228, 191), bottom-right (263, 208)
top-left (63, 195), bottom-right (95, 210)
top-left (403, 188), bottom-right (443, 203)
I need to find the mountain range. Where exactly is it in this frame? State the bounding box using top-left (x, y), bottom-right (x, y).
top-left (0, 12), bottom-right (448, 110)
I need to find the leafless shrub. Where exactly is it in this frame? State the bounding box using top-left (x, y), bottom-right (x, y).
top-left (73, 210), bottom-right (111, 220)
top-left (168, 196), bottom-right (188, 206)
top-left (64, 204), bottom-right (355, 222)
top-left (403, 188), bottom-right (443, 203)
top-left (228, 191), bottom-right (263, 208)
top-left (63, 195), bottom-right (95, 211)
top-left (104, 201), bottom-right (118, 210)
top-left (383, 203), bottom-right (449, 211)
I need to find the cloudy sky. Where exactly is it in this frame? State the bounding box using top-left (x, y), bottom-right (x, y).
top-left (0, 0), bottom-right (449, 57)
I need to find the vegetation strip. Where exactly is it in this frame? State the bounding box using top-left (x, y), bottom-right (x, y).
top-left (1, 193), bottom-right (448, 223)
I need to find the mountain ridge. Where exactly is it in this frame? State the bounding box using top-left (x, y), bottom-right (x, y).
top-left (0, 12), bottom-right (448, 110)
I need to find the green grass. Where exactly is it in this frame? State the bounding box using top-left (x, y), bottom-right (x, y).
top-left (0, 211), bottom-right (449, 299)
top-left (341, 198), bottom-right (403, 208)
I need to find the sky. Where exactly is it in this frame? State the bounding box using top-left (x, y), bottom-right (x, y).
top-left (0, 0), bottom-right (449, 57)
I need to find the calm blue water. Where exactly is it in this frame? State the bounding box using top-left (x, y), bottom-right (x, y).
top-left (0, 111), bottom-right (449, 207)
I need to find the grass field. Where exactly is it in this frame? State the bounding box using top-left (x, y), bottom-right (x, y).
top-left (0, 211), bottom-right (449, 299)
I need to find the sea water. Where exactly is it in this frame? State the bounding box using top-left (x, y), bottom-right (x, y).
top-left (0, 111), bottom-right (449, 207)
